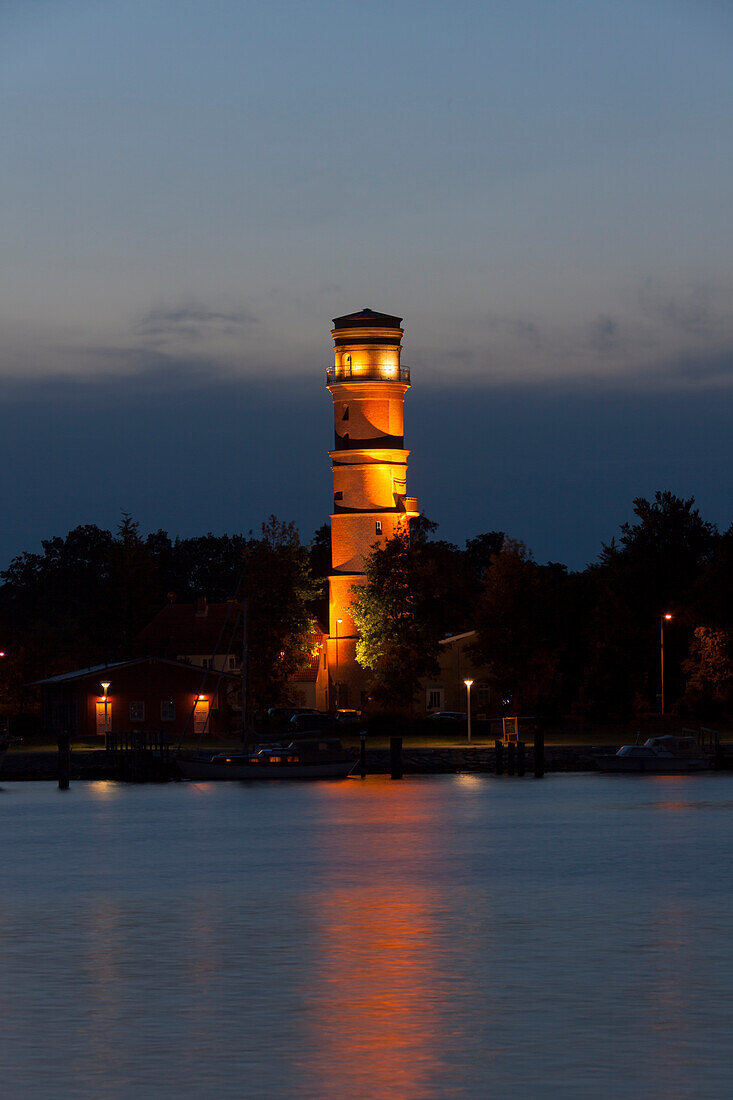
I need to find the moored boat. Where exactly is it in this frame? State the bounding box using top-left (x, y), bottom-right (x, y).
top-left (177, 737), bottom-right (355, 780)
top-left (596, 735), bottom-right (710, 774)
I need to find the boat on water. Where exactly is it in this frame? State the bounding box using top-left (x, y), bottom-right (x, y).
top-left (596, 735), bottom-right (711, 774)
top-left (177, 737), bottom-right (356, 780)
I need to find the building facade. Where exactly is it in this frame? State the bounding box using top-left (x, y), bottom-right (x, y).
top-left (423, 632), bottom-right (494, 716)
top-left (326, 308), bottom-right (419, 708)
top-left (35, 658), bottom-right (239, 740)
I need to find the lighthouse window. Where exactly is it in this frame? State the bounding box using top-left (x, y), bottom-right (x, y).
top-left (375, 520), bottom-right (383, 534)
top-left (342, 405), bottom-right (349, 421)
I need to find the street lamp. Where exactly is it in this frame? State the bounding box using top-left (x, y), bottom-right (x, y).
top-left (335, 619), bottom-right (342, 710)
top-left (100, 681), bottom-right (111, 733)
top-left (660, 614), bottom-right (672, 715)
top-left (464, 679), bottom-right (473, 743)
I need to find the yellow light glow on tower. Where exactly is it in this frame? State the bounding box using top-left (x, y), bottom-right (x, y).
top-left (325, 309), bottom-right (418, 709)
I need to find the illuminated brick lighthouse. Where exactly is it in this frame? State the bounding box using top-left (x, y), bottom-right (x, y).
top-left (326, 308), bottom-right (419, 708)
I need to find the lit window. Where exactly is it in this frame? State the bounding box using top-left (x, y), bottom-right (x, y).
top-left (161, 700), bottom-right (175, 722)
top-left (129, 702), bottom-right (144, 723)
top-left (427, 688), bottom-right (443, 711)
top-left (375, 520), bottom-right (382, 534)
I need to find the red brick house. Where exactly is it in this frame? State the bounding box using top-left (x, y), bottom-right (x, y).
top-left (137, 599), bottom-right (329, 711)
top-left (137, 598), bottom-right (243, 672)
top-left (34, 658), bottom-right (240, 741)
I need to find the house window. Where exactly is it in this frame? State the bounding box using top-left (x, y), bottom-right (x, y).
top-left (129, 702), bottom-right (145, 723)
top-left (426, 688), bottom-right (443, 712)
top-left (228, 656), bottom-right (240, 671)
top-left (334, 491), bottom-right (343, 501)
top-left (342, 405), bottom-right (349, 420)
top-left (477, 684), bottom-right (491, 709)
top-left (375, 520), bottom-right (382, 535)
top-left (202, 658), bottom-right (211, 669)
top-left (161, 700), bottom-right (175, 722)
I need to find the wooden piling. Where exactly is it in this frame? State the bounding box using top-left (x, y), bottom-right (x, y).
top-left (507, 741), bottom-right (516, 775)
top-left (494, 739), bottom-right (504, 775)
top-left (517, 740), bottom-right (525, 776)
top-left (533, 730), bottom-right (545, 778)
top-left (360, 732), bottom-right (367, 778)
top-left (57, 731), bottom-right (70, 790)
top-left (390, 736), bottom-right (403, 780)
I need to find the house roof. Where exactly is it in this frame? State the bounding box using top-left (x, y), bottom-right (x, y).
top-left (138, 601), bottom-right (241, 657)
top-left (32, 656), bottom-right (241, 687)
top-left (439, 630), bottom-right (478, 645)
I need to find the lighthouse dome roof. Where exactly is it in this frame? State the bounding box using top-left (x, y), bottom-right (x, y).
top-left (332, 308), bottom-right (403, 330)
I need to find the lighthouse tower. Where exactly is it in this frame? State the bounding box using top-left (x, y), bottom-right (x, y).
top-left (326, 308), bottom-right (419, 708)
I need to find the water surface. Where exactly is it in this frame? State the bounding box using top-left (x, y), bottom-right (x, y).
top-left (3, 773), bottom-right (733, 1098)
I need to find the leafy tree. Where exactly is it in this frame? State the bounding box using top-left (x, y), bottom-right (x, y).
top-left (308, 523), bottom-right (331, 585)
top-left (243, 516), bottom-right (319, 710)
top-left (469, 540), bottom-right (571, 715)
top-left (464, 531), bottom-right (505, 584)
top-left (681, 626), bottom-right (733, 715)
top-left (0, 524), bottom-right (116, 680)
top-left (577, 491), bottom-right (717, 717)
top-left (351, 520), bottom-right (456, 708)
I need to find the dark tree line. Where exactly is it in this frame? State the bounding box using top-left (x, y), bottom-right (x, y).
top-left (352, 492), bottom-right (733, 720)
top-left (0, 514), bottom-right (319, 714)
top-left (1, 491), bottom-right (731, 720)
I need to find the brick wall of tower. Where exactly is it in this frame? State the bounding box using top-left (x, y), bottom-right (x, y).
top-left (330, 513), bottom-right (403, 575)
top-left (332, 462), bottom-right (405, 511)
top-left (333, 395), bottom-right (405, 440)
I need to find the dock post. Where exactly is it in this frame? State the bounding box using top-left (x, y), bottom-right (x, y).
top-left (507, 741), bottom-right (516, 775)
top-left (533, 730), bottom-right (545, 778)
top-left (360, 731), bottom-right (367, 778)
top-left (494, 739), bottom-right (504, 775)
top-left (390, 735), bottom-right (403, 780)
top-left (58, 730), bottom-right (70, 790)
top-left (517, 741), bottom-right (525, 776)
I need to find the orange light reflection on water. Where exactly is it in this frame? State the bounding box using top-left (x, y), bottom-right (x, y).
top-left (298, 778), bottom-right (457, 1099)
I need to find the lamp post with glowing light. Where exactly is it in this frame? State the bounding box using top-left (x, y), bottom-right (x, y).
top-left (335, 619), bottom-right (342, 709)
top-left (660, 614), bottom-right (673, 715)
top-left (464, 679), bottom-right (473, 743)
top-left (100, 681), bottom-right (110, 734)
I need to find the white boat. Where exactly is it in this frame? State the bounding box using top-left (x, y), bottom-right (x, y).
top-left (177, 738), bottom-right (355, 780)
top-left (596, 735), bottom-right (710, 774)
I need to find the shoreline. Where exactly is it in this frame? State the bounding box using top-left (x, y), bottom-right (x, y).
top-left (0, 743), bottom-right (648, 780)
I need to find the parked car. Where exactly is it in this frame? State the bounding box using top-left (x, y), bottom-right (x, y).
top-left (290, 711), bottom-right (339, 733)
top-left (425, 711), bottom-right (467, 724)
top-left (268, 706), bottom-right (318, 724)
top-left (334, 708), bottom-right (362, 725)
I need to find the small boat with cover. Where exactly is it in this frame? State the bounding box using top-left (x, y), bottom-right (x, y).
top-left (177, 737), bottom-right (355, 780)
top-left (596, 735), bottom-right (710, 774)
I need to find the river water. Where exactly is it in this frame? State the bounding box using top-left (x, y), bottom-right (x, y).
top-left (3, 773), bottom-right (733, 1099)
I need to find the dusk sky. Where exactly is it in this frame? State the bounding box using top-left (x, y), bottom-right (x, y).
top-left (2, 0), bottom-right (732, 570)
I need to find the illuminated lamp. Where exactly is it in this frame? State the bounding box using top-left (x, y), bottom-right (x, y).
top-left (464, 680), bottom-right (474, 743)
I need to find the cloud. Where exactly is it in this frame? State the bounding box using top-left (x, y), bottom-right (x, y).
top-left (461, 276), bottom-right (733, 388)
top-left (635, 278), bottom-right (733, 339)
top-left (589, 314), bottom-right (620, 353)
top-left (135, 302), bottom-right (258, 344)
top-left (665, 347), bottom-right (733, 384)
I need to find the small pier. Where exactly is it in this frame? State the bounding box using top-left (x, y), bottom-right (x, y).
top-left (105, 730), bottom-right (173, 782)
